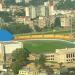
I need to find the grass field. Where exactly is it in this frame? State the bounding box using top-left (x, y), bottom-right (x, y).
top-left (23, 39), bottom-right (75, 53)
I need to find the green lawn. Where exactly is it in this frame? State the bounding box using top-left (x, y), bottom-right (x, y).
top-left (23, 39), bottom-right (75, 53)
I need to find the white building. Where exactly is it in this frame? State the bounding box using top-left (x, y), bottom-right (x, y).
top-left (4, 41), bottom-right (23, 54)
top-left (15, 0), bottom-right (22, 3)
top-left (29, 6), bottom-right (36, 19)
top-left (45, 48), bottom-right (75, 63)
top-left (39, 5), bottom-right (46, 17)
top-left (0, 3), bottom-right (3, 11)
top-left (25, 7), bottom-right (30, 17)
top-left (18, 67), bottom-right (37, 75)
top-left (0, 41), bottom-right (23, 71)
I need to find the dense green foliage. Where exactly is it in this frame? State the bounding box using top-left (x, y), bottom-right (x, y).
top-left (1, 23), bottom-right (33, 34)
top-left (11, 48), bottom-right (30, 74)
top-left (54, 17), bottom-right (61, 28)
top-left (57, 0), bottom-right (75, 10)
top-left (34, 54), bottom-right (54, 75)
top-left (0, 11), bottom-right (13, 22)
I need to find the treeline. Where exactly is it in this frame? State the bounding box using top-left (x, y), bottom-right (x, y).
top-left (0, 16), bottom-right (61, 34)
top-left (4, 0), bottom-right (49, 6)
top-left (1, 23), bottom-right (33, 34)
top-left (56, 0), bottom-right (75, 10)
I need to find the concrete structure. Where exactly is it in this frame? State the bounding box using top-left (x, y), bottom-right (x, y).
top-left (4, 41), bottom-right (23, 54)
top-left (18, 67), bottom-right (37, 75)
top-left (0, 0), bottom-right (3, 11)
top-left (29, 6), bottom-right (36, 19)
top-left (25, 7), bottom-right (30, 17)
top-left (45, 48), bottom-right (75, 63)
top-left (38, 5), bottom-right (46, 17)
top-left (0, 3), bottom-right (2, 11)
top-left (0, 41), bottom-right (23, 71)
top-left (15, 0), bottom-right (23, 3)
top-left (48, 1), bottom-right (56, 15)
top-left (60, 14), bottom-right (70, 27)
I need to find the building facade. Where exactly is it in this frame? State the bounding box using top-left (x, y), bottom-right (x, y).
top-left (0, 41), bottom-right (23, 71)
top-left (18, 67), bottom-right (37, 75)
top-left (45, 48), bottom-right (75, 63)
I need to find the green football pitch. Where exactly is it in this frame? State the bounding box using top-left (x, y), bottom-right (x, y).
top-left (23, 39), bottom-right (75, 53)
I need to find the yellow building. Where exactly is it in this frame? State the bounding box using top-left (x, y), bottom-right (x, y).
top-left (18, 67), bottom-right (37, 75)
top-left (45, 48), bottom-right (75, 63)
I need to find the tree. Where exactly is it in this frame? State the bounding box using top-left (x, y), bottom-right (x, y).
top-left (38, 54), bottom-right (46, 69)
top-left (54, 16), bottom-right (61, 28)
top-left (56, 0), bottom-right (75, 10)
top-left (11, 62), bottom-right (21, 75)
top-left (45, 66), bottom-right (54, 75)
top-left (1, 23), bottom-right (33, 34)
top-left (34, 54), bottom-right (54, 75)
top-left (11, 48), bottom-right (30, 74)
top-left (34, 54), bottom-right (46, 72)
top-left (34, 25), bottom-right (41, 32)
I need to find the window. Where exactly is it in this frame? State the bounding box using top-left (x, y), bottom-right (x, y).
top-left (69, 54), bottom-right (70, 58)
top-left (66, 54), bottom-right (68, 58)
top-left (73, 53), bottom-right (74, 57)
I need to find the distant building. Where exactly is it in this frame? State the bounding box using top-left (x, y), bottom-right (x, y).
top-left (37, 5), bottom-right (46, 17)
top-left (29, 6), bottom-right (36, 19)
top-left (15, 0), bottom-right (23, 3)
top-left (60, 14), bottom-right (70, 28)
top-left (18, 67), bottom-right (37, 75)
top-left (0, 41), bottom-right (23, 71)
top-left (48, 1), bottom-right (56, 15)
top-left (45, 48), bottom-right (75, 63)
top-left (0, 0), bottom-right (4, 11)
top-left (25, 7), bottom-right (30, 17)
top-left (38, 17), bottom-right (46, 28)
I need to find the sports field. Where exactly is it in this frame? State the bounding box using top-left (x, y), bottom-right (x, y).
top-left (23, 39), bottom-right (75, 53)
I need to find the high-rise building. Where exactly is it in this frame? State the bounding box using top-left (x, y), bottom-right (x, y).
top-left (0, 3), bottom-right (2, 11)
top-left (29, 6), bottom-right (36, 19)
top-left (36, 5), bottom-right (49, 17)
top-left (0, 0), bottom-right (4, 11)
top-left (48, 1), bottom-right (56, 15)
top-left (25, 7), bottom-right (30, 17)
top-left (40, 5), bottom-right (46, 16)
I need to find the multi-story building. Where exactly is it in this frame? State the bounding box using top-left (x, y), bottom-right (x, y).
top-left (25, 7), bottom-right (30, 17)
top-left (48, 1), bottom-right (56, 15)
top-left (60, 14), bottom-right (70, 28)
top-left (45, 48), bottom-right (75, 63)
top-left (18, 67), bottom-right (37, 75)
top-left (29, 6), bottom-right (36, 19)
top-left (37, 5), bottom-right (46, 17)
top-left (15, 0), bottom-right (23, 3)
top-left (0, 0), bottom-right (4, 11)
